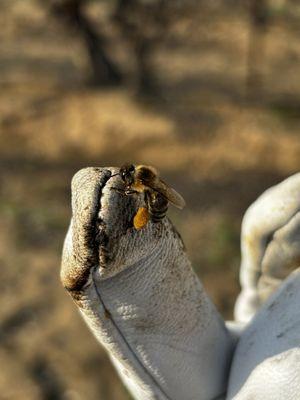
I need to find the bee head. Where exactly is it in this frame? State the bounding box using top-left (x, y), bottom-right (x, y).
top-left (120, 164), bottom-right (135, 186)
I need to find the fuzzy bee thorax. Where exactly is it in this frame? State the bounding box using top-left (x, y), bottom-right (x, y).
top-left (131, 180), bottom-right (147, 193)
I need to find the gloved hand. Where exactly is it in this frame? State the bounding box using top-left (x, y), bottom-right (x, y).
top-left (235, 173), bottom-right (300, 323)
top-left (61, 168), bottom-right (300, 400)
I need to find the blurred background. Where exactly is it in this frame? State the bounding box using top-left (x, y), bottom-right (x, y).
top-left (1, 0), bottom-right (300, 399)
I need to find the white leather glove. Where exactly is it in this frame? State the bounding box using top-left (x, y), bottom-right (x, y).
top-left (235, 173), bottom-right (300, 323)
top-left (230, 173), bottom-right (300, 399)
top-left (61, 168), bottom-right (300, 400)
top-left (228, 268), bottom-right (300, 399)
top-left (61, 167), bottom-right (235, 400)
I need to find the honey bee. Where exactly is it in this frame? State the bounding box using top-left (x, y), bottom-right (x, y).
top-left (112, 164), bottom-right (185, 228)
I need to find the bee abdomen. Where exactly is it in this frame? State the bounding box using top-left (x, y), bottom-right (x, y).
top-left (147, 193), bottom-right (168, 223)
top-left (149, 209), bottom-right (167, 223)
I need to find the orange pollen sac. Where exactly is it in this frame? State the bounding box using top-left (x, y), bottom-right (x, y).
top-left (133, 207), bottom-right (150, 230)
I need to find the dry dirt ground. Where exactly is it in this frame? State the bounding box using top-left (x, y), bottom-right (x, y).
top-left (1, 1), bottom-right (300, 399)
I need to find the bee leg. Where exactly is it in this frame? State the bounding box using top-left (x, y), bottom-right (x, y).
top-left (111, 187), bottom-right (140, 197)
top-left (144, 190), bottom-right (152, 208)
top-left (110, 187), bottom-right (126, 195)
top-left (124, 190), bottom-right (139, 196)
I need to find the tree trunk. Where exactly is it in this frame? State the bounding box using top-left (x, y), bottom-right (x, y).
top-left (51, 0), bottom-right (122, 86)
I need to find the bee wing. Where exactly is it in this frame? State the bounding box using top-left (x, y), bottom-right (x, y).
top-left (149, 179), bottom-right (186, 209)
